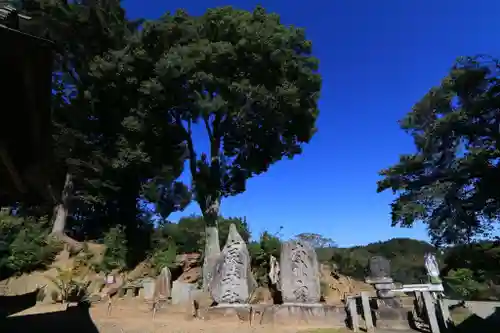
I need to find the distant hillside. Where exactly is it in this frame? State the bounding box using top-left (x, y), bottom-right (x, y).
top-left (318, 238), bottom-right (436, 284)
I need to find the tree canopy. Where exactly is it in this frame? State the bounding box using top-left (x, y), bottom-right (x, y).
top-left (91, 6), bottom-right (321, 228)
top-left (377, 56), bottom-right (500, 245)
top-left (2, 2), bottom-right (320, 273)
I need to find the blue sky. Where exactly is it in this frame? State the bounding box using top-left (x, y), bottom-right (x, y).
top-left (123, 0), bottom-right (500, 247)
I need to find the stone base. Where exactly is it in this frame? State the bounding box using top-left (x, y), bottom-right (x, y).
top-left (374, 305), bottom-right (412, 330)
top-left (202, 303), bottom-right (346, 327)
top-left (202, 304), bottom-right (252, 322)
top-left (260, 303), bottom-right (346, 326)
top-left (365, 277), bottom-right (393, 284)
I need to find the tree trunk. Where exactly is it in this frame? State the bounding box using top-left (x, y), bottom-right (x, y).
top-left (50, 172), bottom-right (82, 251)
top-left (201, 195), bottom-right (221, 292)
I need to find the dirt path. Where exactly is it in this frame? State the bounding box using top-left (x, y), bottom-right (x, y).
top-left (3, 301), bottom-right (417, 333)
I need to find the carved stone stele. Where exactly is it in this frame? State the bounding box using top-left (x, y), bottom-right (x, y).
top-left (209, 224), bottom-right (257, 304)
top-left (279, 240), bottom-right (320, 303)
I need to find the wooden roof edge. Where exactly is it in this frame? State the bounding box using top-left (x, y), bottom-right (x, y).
top-left (0, 23), bottom-right (54, 48)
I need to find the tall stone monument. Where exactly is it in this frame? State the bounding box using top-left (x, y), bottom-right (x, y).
top-left (203, 225), bottom-right (221, 292)
top-left (279, 240), bottom-right (321, 303)
top-left (209, 224), bottom-right (257, 304)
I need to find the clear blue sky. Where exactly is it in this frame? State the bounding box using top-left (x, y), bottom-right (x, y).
top-left (123, 0), bottom-right (500, 247)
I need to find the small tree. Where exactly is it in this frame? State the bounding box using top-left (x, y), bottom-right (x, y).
top-left (295, 233), bottom-right (336, 249)
top-left (98, 225), bottom-right (127, 274)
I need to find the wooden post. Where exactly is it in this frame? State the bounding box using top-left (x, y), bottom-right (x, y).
top-left (347, 297), bottom-right (359, 332)
top-left (361, 292), bottom-right (374, 333)
top-left (422, 291), bottom-right (440, 333)
top-left (437, 298), bottom-right (452, 329)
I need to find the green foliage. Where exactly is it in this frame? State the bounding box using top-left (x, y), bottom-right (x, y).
top-left (89, 6), bottom-right (321, 227)
top-left (0, 211), bottom-right (62, 279)
top-left (294, 232), bottom-right (337, 262)
top-left (10, 3), bottom-right (320, 272)
top-left (98, 225), bottom-right (127, 273)
top-left (295, 233), bottom-right (336, 249)
top-left (441, 241), bottom-right (500, 299)
top-left (249, 231), bottom-right (282, 286)
top-left (377, 55), bottom-right (500, 245)
top-left (154, 215), bottom-right (251, 253)
top-left (46, 266), bottom-right (91, 303)
top-left (330, 238), bottom-right (436, 283)
top-left (444, 268), bottom-right (488, 299)
top-left (150, 240), bottom-right (178, 275)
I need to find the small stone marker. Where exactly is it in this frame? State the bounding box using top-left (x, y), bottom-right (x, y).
top-left (155, 267), bottom-right (171, 300)
top-left (171, 281), bottom-right (196, 305)
top-left (142, 277), bottom-right (156, 302)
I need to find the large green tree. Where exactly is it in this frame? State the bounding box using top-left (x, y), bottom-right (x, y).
top-left (12, 0), bottom-right (191, 265)
top-left (94, 6), bottom-right (321, 288)
top-left (377, 56), bottom-right (500, 245)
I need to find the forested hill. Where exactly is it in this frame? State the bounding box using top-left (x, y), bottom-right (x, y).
top-left (323, 238), bottom-right (436, 284)
top-left (327, 237), bottom-right (500, 300)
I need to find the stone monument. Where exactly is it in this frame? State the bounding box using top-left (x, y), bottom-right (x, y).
top-left (365, 256), bottom-right (394, 298)
top-left (365, 256), bottom-right (410, 331)
top-left (268, 255), bottom-right (280, 285)
top-left (154, 267), bottom-right (172, 300)
top-left (424, 253), bottom-right (442, 284)
top-left (254, 240), bottom-right (345, 327)
top-left (209, 224), bottom-right (257, 304)
top-left (279, 240), bottom-right (320, 303)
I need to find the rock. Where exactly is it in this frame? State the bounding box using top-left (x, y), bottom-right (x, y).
top-left (171, 281), bottom-right (197, 305)
top-left (141, 277), bottom-right (156, 301)
top-left (209, 223), bottom-right (257, 304)
top-left (174, 253), bottom-right (202, 283)
top-left (154, 267), bottom-right (171, 299)
top-left (175, 253), bottom-right (201, 270)
top-left (279, 240), bottom-right (321, 303)
top-left (268, 255), bottom-right (280, 285)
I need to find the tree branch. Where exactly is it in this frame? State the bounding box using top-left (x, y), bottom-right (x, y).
top-left (203, 115), bottom-right (214, 143)
top-left (206, 113), bottom-right (222, 161)
top-left (176, 114), bottom-right (198, 192)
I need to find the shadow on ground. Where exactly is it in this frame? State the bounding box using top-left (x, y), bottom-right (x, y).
top-left (0, 294), bottom-right (98, 333)
top-left (0, 288), bottom-right (40, 317)
top-left (453, 306), bottom-right (500, 333)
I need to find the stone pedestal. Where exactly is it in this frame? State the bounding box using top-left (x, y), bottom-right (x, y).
top-left (203, 304), bottom-right (253, 322)
top-left (203, 303), bottom-right (346, 327)
top-left (374, 299), bottom-right (412, 331)
top-left (260, 303), bottom-right (346, 326)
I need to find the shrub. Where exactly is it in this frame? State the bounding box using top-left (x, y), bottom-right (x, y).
top-left (0, 211), bottom-right (62, 279)
top-left (46, 266), bottom-right (91, 303)
top-left (97, 225), bottom-right (127, 274)
top-left (249, 232), bottom-right (281, 286)
top-left (150, 241), bottom-right (177, 275)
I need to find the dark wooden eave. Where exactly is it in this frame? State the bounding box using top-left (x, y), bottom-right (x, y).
top-left (0, 22), bottom-right (55, 205)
